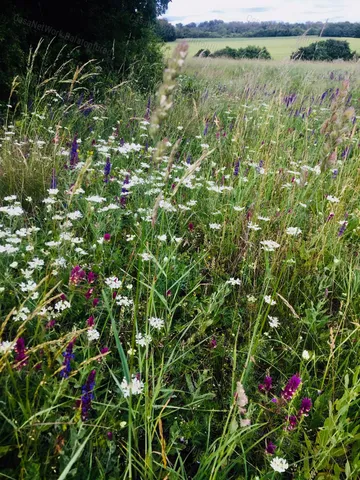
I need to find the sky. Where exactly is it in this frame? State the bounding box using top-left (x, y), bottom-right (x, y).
top-left (160, 0), bottom-right (360, 25)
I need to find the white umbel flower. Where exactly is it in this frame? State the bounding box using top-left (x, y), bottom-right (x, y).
top-left (270, 457), bottom-right (289, 473)
top-left (87, 329), bottom-right (100, 342)
top-left (286, 227), bottom-right (302, 236)
top-left (148, 317), bottom-right (165, 330)
top-left (120, 375), bottom-right (144, 397)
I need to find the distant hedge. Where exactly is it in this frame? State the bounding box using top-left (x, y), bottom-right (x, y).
top-left (291, 39), bottom-right (356, 61)
top-left (194, 46), bottom-right (272, 60)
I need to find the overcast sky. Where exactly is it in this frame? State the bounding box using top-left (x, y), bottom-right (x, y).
top-left (161, 0), bottom-right (360, 24)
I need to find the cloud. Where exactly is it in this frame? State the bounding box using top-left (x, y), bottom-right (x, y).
top-left (160, 0), bottom-right (360, 24)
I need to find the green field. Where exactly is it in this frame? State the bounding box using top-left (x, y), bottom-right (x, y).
top-left (166, 36), bottom-right (360, 60)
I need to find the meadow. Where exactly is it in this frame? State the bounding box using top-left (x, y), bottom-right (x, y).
top-left (166, 36), bottom-right (360, 60)
top-left (1, 43), bottom-right (360, 479)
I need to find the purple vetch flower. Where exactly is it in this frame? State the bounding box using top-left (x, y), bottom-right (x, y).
top-left (107, 431), bottom-right (113, 441)
top-left (234, 159), bottom-right (240, 176)
top-left (60, 339), bottom-right (75, 378)
top-left (104, 157), bottom-right (112, 182)
top-left (258, 375), bottom-right (273, 393)
top-left (69, 135), bottom-right (79, 169)
top-left (338, 221), bottom-right (348, 237)
top-left (327, 212), bottom-right (335, 222)
top-left (256, 160), bottom-right (264, 174)
top-left (120, 138), bottom-right (125, 147)
top-left (14, 338), bottom-right (28, 370)
top-left (70, 265), bottom-right (86, 285)
top-left (332, 169), bottom-right (338, 179)
top-left (120, 175), bottom-right (130, 207)
top-left (299, 397), bottom-right (312, 416)
top-left (210, 337), bottom-right (217, 349)
top-left (281, 374), bottom-right (302, 401)
top-left (51, 169), bottom-right (57, 189)
top-left (80, 370), bottom-right (96, 421)
top-left (265, 441), bottom-right (277, 455)
top-left (186, 154), bottom-right (192, 164)
top-left (285, 415), bottom-right (298, 431)
top-left (203, 122), bottom-right (209, 136)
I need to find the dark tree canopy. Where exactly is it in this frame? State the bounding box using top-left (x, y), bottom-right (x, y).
top-left (0, 0), bottom-right (171, 98)
top-left (291, 39), bottom-right (356, 61)
top-left (155, 19), bottom-right (176, 42)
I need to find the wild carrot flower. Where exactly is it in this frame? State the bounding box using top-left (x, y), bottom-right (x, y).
top-left (80, 370), bottom-right (96, 421)
top-left (270, 457), bottom-right (289, 473)
top-left (120, 375), bottom-right (144, 397)
top-left (281, 374), bottom-right (302, 401)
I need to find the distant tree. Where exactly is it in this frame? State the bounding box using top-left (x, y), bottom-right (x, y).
top-left (156, 19), bottom-right (176, 41)
top-left (291, 39), bottom-right (356, 61)
top-left (210, 45), bottom-right (271, 60)
top-left (194, 49), bottom-right (211, 57)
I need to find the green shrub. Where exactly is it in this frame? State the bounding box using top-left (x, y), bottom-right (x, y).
top-left (291, 39), bottom-right (356, 61)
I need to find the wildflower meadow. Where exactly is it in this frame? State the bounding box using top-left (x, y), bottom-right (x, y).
top-left (1, 42), bottom-right (360, 479)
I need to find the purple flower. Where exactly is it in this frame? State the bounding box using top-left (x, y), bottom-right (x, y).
top-left (103, 233), bottom-right (111, 242)
top-left (281, 374), bottom-right (302, 401)
top-left (69, 135), bottom-right (79, 169)
top-left (338, 222), bottom-right (348, 237)
top-left (258, 375), bottom-right (273, 393)
top-left (80, 370), bottom-right (96, 421)
top-left (233, 160), bottom-right (240, 176)
top-left (210, 337), bottom-right (217, 349)
top-left (299, 397), bottom-right (312, 416)
top-left (104, 157), bottom-right (112, 182)
top-left (265, 441), bottom-right (277, 455)
top-left (60, 339), bottom-right (75, 378)
top-left (70, 265), bottom-right (86, 285)
top-left (14, 338), bottom-right (28, 370)
top-left (51, 168), bottom-right (57, 189)
top-left (286, 415), bottom-right (298, 431)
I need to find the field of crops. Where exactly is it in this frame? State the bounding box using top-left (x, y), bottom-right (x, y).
top-left (166, 36), bottom-right (360, 60)
top-left (1, 43), bottom-right (360, 479)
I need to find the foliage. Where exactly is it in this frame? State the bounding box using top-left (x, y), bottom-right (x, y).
top-left (210, 45), bottom-right (272, 60)
top-left (0, 0), bottom-right (171, 99)
top-left (291, 39), bottom-right (356, 61)
top-left (174, 20), bottom-right (360, 39)
top-left (155, 19), bottom-right (177, 42)
top-left (194, 49), bottom-right (212, 58)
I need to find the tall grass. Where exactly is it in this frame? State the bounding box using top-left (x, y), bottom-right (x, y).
top-left (0, 46), bottom-right (360, 479)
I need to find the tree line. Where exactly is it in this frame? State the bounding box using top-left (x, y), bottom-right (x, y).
top-left (156, 19), bottom-right (360, 41)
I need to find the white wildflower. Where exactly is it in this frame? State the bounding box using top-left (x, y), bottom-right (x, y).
top-left (264, 295), bottom-right (276, 305)
top-left (120, 375), bottom-right (144, 397)
top-left (105, 276), bottom-right (122, 289)
top-left (260, 240), bottom-right (280, 252)
top-left (226, 278), bottom-right (242, 286)
top-left (270, 457), bottom-right (289, 473)
top-left (87, 328), bottom-right (100, 342)
top-left (286, 227), bottom-right (302, 236)
top-left (148, 317), bottom-right (165, 330)
top-left (268, 316), bottom-right (280, 328)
